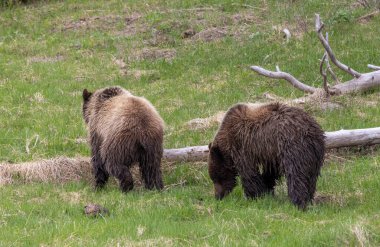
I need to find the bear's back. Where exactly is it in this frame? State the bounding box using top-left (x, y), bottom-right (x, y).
top-left (91, 93), bottom-right (164, 140)
top-left (216, 102), bottom-right (324, 159)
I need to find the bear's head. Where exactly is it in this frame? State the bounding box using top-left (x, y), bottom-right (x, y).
top-left (208, 142), bottom-right (237, 200)
top-left (82, 86), bottom-right (132, 124)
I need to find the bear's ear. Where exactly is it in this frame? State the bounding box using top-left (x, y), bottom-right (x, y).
top-left (83, 89), bottom-right (92, 101)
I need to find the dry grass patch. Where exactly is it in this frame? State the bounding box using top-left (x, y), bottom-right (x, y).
top-left (107, 236), bottom-right (175, 247)
top-left (313, 192), bottom-right (346, 207)
top-left (0, 157), bottom-right (92, 185)
top-left (127, 69), bottom-right (160, 80)
top-left (350, 223), bottom-right (370, 247)
top-left (186, 111), bottom-right (225, 130)
top-left (27, 54), bottom-right (64, 63)
top-left (0, 156), bottom-right (181, 189)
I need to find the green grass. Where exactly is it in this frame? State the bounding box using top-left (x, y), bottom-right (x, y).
top-left (0, 0), bottom-right (380, 246)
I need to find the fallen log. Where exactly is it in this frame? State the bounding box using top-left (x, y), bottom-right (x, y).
top-left (163, 127), bottom-right (380, 162)
top-left (1, 127), bottom-right (379, 185)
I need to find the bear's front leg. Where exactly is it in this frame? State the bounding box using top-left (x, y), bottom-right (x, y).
top-left (241, 172), bottom-right (268, 199)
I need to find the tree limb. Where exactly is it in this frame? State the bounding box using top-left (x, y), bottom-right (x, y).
top-left (331, 70), bottom-right (380, 94)
top-left (368, 64), bottom-right (380, 70)
top-left (320, 53), bottom-right (330, 96)
top-left (325, 127), bottom-right (380, 148)
top-left (315, 14), bottom-right (362, 78)
top-left (324, 32), bottom-right (340, 84)
top-left (250, 66), bottom-right (317, 94)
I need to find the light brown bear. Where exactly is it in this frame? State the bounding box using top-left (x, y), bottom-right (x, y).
top-left (82, 86), bottom-right (164, 192)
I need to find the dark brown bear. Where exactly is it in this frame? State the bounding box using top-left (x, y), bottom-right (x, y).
top-left (82, 86), bottom-right (164, 192)
top-left (208, 103), bottom-right (325, 209)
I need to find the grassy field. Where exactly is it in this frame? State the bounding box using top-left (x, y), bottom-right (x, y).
top-left (1, 0), bottom-right (380, 246)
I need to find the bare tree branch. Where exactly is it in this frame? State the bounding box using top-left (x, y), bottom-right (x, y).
top-left (250, 66), bottom-right (317, 93)
top-left (324, 32), bottom-right (340, 84)
top-left (249, 14), bottom-right (380, 102)
top-left (320, 54), bottom-right (330, 96)
top-left (368, 64), bottom-right (380, 70)
top-left (315, 14), bottom-right (362, 78)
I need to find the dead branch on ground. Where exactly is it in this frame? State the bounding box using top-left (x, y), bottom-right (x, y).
top-left (250, 14), bottom-right (380, 105)
top-left (1, 127), bottom-right (379, 184)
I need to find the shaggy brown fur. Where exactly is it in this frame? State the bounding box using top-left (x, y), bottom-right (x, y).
top-left (208, 103), bottom-right (325, 209)
top-left (82, 86), bottom-right (164, 192)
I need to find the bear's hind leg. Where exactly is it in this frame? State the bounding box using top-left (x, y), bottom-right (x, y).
top-left (118, 168), bottom-right (134, 193)
top-left (283, 153), bottom-right (321, 209)
top-left (139, 146), bottom-right (164, 190)
top-left (91, 134), bottom-right (109, 189)
top-left (93, 163), bottom-right (109, 190)
top-left (107, 162), bottom-right (134, 193)
top-left (286, 174), bottom-right (311, 210)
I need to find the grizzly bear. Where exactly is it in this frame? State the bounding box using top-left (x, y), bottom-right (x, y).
top-left (208, 103), bottom-right (325, 209)
top-left (82, 86), bottom-right (164, 192)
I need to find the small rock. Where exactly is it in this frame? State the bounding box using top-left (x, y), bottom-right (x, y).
top-left (84, 203), bottom-right (109, 217)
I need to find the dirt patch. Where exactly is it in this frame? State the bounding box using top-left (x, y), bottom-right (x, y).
top-left (191, 27), bottom-right (228, 42)
top-left (131, 48), bottom-right (176, 61)
top-left (231, 11), bottom-right (258, 25)
top-left (114, 13), bottom-right (149, 37)
top-left (61, 15), bottom-right (122, 31)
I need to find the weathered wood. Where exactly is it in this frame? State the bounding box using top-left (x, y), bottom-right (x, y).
top-left (331, 70), bottom-right (380, 95)
top-left (325, 127), bottom-right (380, 149)
top-left (163, 145), bottom-right (209, 162)
top-left (250, 14), bottom-right (380, 101)
top-left (250, 66), bottom-right (317, 94)
top-left (163, 127), bottom-right (380, 162)
top-left (1, 128), bottom-right (379, 185)
top-left (368, 64), bottom-right (380, 71)
top-left (315, 14), bottom-right (361, 78)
